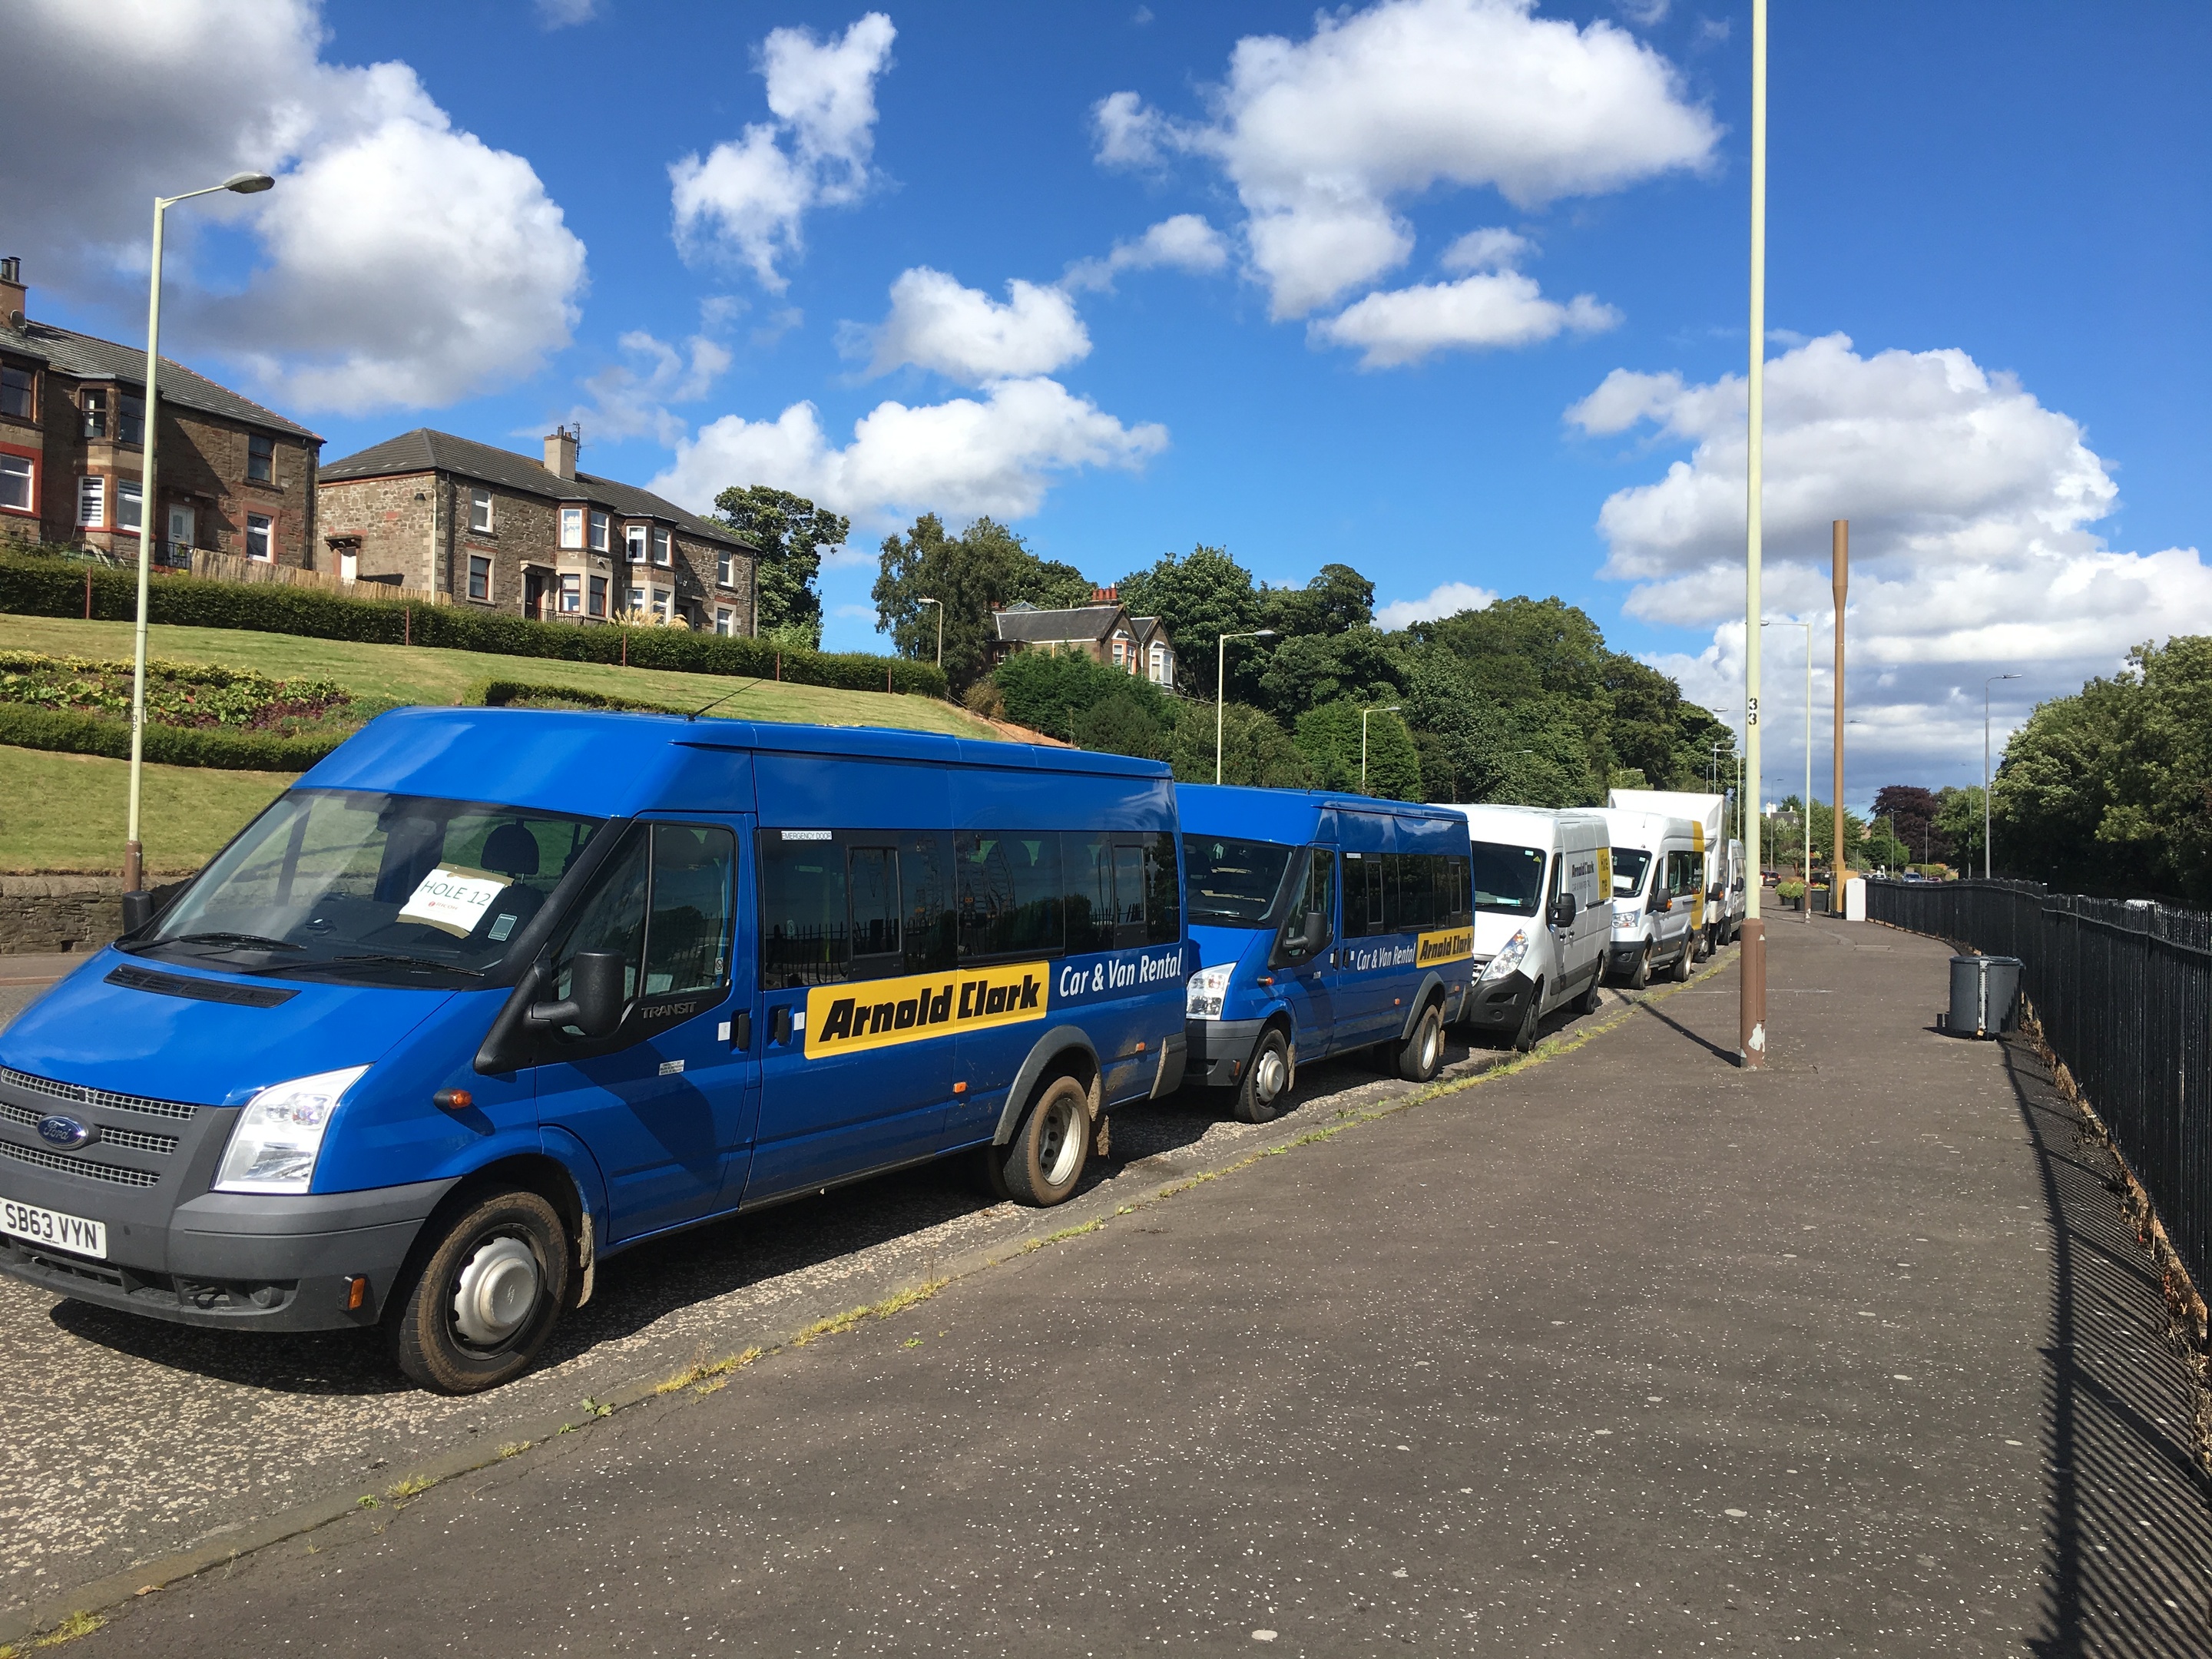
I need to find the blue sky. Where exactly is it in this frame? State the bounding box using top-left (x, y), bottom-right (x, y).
top-left (5, 1), bottom-right (2206, 806)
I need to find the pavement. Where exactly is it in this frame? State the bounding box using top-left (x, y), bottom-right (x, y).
top-left (0, 953), bottom-right (82, 1031)
top-left (20, 919), bottom-right (2212, 1656)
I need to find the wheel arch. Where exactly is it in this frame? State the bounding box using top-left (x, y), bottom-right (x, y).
top-left (1397, 971), bottom-right (1450, 1040)
top-left (992, 1025), bottom-right (1102, 1146)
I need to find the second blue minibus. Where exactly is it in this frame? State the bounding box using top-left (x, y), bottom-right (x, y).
top-left (1178, 786), bottom-right (1475, 1121)
top-left (0, 709), bottom-right (1189, 1392)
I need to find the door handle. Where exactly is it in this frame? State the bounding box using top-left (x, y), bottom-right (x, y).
top-left (769, 1005), bottom-right (792, 1045)
top-left (731, 1010), bottom-right (753, 1051)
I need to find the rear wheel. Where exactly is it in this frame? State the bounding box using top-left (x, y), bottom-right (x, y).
top-left (1578, 972), bottom-right (1604, 1016)
top-left (1397, 1002), bottom-right (1445, 1081)
top-left (996, 1075), bottom-right (1091, 1206)
top-left (389, 1187), bottom-right (569, 1394)
top-left (1233, 1027), bottom-right (1293, 1123)
top-left (1509, 981), bottom-right (1545, 1053)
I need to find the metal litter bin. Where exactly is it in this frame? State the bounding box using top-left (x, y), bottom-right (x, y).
top-left (1945, 955), bottom-right (2022, 1038)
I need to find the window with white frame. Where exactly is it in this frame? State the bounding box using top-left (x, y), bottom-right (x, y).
top-left (624, 523), bottom-right (647, 564)
top-left (716, 550), bottom-right (735, 588)
top-left (558, 506), bottom-right (583, 548)
top-left (714, 607), bottom-right (733, 636)
top-left (559, 573), bottom-right (581, 614)
top-left (652, 527), bottom-right (671, 566)
top-left (245, 512), bottom-right (273, 561)
top-left (1150, 642), bottom-right (1167, 683)
top-left (468, 555), bottom-right (492, 601)
top-left (627, 584), bottom-right (647, 613)
top-left (81, 389), bottom-right (108, 439)
top-left (78, 475), bottom-right (104, 528)
top-left (589, 510), bottom-right (609, 552)
top-left (652, 587), bottom-right (672, 621)
top-left (1112, 632), bottom-right (1130, 668)
top-left (115, 479), bottom-right (141, 531)
top-left (469, 488), bottom-right (493, 533)
top-left (0, 452), bottom-right (31, 512)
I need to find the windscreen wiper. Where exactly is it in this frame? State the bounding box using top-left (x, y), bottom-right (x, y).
top-left (164, 932), bottom-right (303, 952)
top-left (262, 952), bottom-right (484, 980)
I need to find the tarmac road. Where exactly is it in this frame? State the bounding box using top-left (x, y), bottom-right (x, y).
top-left (51, 919), bottom-right (2212, 1655)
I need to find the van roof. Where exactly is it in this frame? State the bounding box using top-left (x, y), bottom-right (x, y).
top-left (1595, 806), bottom-right (1699, 845)
top-left (299, 707), bottom-right (1171, 820)
top-left (1176, 782), bottom-right (1469, 834)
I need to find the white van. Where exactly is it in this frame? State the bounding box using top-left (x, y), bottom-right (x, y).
top-left (1447, 806), bottom-right (1612, 1050)
top-left (1608, 789), bottom-right (1737, 958)
top-left (1598, 808), bottom-right (1704, 988)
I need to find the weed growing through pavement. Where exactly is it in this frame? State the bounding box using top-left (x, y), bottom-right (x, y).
top-left (385, 1474), bottom-right (435, 1502)
top-left (498, 1441), bottom-right (531, 1459)
top-left (355, 1495), bottom-right (380, 1510)
top-left (10, 1611), bottom-right (108, 1651)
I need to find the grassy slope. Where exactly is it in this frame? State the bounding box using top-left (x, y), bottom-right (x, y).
top-left (0, 616), bottom-right (1006, 874)
top-left (0, 616), bottom-right (994, 740)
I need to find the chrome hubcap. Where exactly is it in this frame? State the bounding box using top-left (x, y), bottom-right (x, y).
top-left (1421, 1022), bottom-right (1439, 1069)
top-left (1253, 1046), bottom-right (1287, 1102)
top-left (1037, 1097), bottom-right (1084, 1186)
top-left (452, 1235), bottom-right (541, 1347)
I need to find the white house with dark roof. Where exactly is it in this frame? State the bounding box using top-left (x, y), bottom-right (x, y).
top-left (317, 426), bottom-right (758, 633)
top-left (992, 586), bottom-right (1176, 689)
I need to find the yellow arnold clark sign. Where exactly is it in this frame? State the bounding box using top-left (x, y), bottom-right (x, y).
top-left (1416, 926), bottom-right (1473, 966)
top-left (1598, 845), bottom-right (1613, 896)
top-left (804, 961), bottom-right (1049, 1058)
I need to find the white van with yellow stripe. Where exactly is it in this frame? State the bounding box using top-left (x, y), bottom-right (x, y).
top-left (1596, 809), bottom-right (1704, 988)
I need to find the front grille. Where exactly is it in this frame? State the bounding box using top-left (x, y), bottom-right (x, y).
top-left (0, 1067), bottom-right (200, 1122)
top-left (0, 1098), bottom-right (176, 1153)
top-left (0, 1138), bottom-right (161, 1187)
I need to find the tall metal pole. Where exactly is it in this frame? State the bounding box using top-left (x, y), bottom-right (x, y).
top-left (1739, 0), bottom-right (1769, 1068)
top-left (1803, 621), bottom-right (1812, 916)
top-left (124, 194), bottom-right (168, 896)
top-left (917, 596), bottom-right (942, 667)
top-left (1831, 522), bottom-right (1847, 892)
top-left (1215, 634), bottom-right (1228, 786)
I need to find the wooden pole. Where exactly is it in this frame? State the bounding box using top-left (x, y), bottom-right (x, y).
top-left (1832, 520), bottom-right (1848, 891)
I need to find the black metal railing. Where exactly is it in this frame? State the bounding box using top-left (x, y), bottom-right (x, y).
top-left (1869, 878), bottom-right (2212, 1290)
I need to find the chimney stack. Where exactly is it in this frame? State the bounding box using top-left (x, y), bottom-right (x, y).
top-left (1091, 584), bottom-right (1117, 605)
top-left (544, 424), bottom-right (578, 481)
top-left (0, 258), bottom-right (25, 330)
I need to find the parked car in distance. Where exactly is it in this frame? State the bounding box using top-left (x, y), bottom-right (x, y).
top-left (1440, 804), bottom-right (1611, 1050)
top-left (1179, 786), bottom-right (1474, 1123)
top-left (0, 709), bottom-right (1191, 1392)
top-left (1598, 808), bottom-right (1705, 988)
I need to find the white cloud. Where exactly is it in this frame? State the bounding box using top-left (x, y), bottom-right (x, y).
top-left (857, 268), bottom-right (1090, 383)
top-left (1094, 0), bottom-right (1718, 318)
top-left (0, 0), bottom-right (584, 414)
top-left (1062, 214), bottom-right (1231, 293)
top-left (1311, 272), bottom-right (1619, 368)
top-left (535, 0), bottom-right (596, 27)
top-left (669, 12), bottom-right (896, 290)
top-left (1615, 0), bottom-right (1669, 25)
top-left (1572, 334), bottom-right (2212, 787)
top-left (1439, 226), bottom-right (1532, 273)
top-left (565, 326), bottom-right (733, 449)
top-left (1376, 580), bottom-right (1499, 629)
top-left (651, 378), bottom-right (1168, 526)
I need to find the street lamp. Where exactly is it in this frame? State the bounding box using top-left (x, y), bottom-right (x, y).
top-left (1360, 705), bottom-right (1402, 792)
top-left (1214, 630), bottom-right (1276, 785)
top-left (124, 169), bottom-right (276, 897)
top-left (915, 596), bottom-right (942, 667)
top-left (1983, 672), bottom-right (2020, 880)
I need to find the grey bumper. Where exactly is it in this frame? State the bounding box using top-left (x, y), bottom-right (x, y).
top-left (1462, 969), bottom-right (1535, 1031)
top-left (0, 1177), bottom-right (455, 1332)
top-left (1183, 1017), bottom-right (1267, 1089)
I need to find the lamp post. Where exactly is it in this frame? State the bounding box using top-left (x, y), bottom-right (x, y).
top-left (1983, 672), bottom-right (2020, 879)
top-left (1761, 617), bottom-right (1813, 919)
top-left (915, 596), bottom-right (942, 667)
top-left (124, 170), bottom-right (275, 897)
top-left (1360, 704), bottom-right (1402, 792)
top-left (1739, 0), bottom-right (1770, 1067)
top-left (1214, 630), bottom-right (1276, 784)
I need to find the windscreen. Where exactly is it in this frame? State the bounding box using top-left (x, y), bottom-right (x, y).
top-left (135, 789), bottom-right (604, 983)
top-left (1470, 842), bottom-right (1546, 916)
top-left (1611, 847), bottom-right (1653, 899)
top-left (1183, 836), bottom-right (1296, 929)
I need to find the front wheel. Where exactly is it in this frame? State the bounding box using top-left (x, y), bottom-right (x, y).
top-left (1625, 946), bottom-right (1651, 991)
top-left (389, 1187), bottom-right (569, 1394)
top-left (1397, 1002), bottom-right (1445, 1081)
top-left (997, 1075), bottom-right (1091, 1206)
top-left (1509, 981), bottom-right (1545, 1053)
top-left (1578, 972), bottom-right (1604, 1016)
top-left (1233, 1027), bottom-right (1293, 1122)
top-left (1671, 939), bottom-right (1694, 982)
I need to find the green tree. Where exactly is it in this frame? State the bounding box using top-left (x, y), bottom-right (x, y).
top-left (1075, 691), bottom-right (1169, 761)
top-left (1399, 653), bottom-right (1600, 807)
top-left (1167, 700), bottom-right (1313, 789)
top-left (990, 646), bottom-right (1171, 746)
top-left (1292, 700), bottom-right (1421, 799)
top-left (1258, 562), bottom-right (1374, 638)
top-left (1250, 626), bottom-right (1406, 724)
top-left (874, 515), bottom-right (1091, 692)
top-left (1115, 545), bottom-right (1261, 697)
top-left (712, 485), bottom-right (848, 647)
top-left (1935, 785), bottom-right (1987, 875)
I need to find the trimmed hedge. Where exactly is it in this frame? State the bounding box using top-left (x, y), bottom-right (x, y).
top-left (0, 703), bottom-right (340, 772)
top-left (0, 551), bottom-right (947, 697)
top-left (465, 678), bottom-right (690, 715)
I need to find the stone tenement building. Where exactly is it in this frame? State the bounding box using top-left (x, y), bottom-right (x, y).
top-left (317, 428), bottom-right (759, 632)
top-left (0, 257), bottom-right (321, 564)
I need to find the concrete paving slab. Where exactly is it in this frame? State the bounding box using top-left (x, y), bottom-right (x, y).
top-left (48, 919), bottom-right (2212, 1656)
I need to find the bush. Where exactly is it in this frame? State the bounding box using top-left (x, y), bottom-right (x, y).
top-left (0, 550), bottom-right (946, 698)
top-left (1, 649), bottom-right (352, 733)
top-left (1777, 879), bottom-right (1806, 901)
top-left (0, 703), bottom-right (343, 771)
top-left (989, 647), bottom-right (1173, 742)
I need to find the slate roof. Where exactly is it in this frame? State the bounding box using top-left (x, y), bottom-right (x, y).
top-left (0, 316), bottom-right (320, 440)
top-left (993, 603), bottom-right (1171, 648)
top-left (320, 428), bottom-right (751, 548)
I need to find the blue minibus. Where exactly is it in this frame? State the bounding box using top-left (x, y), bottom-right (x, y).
top-left (1178, 786), bottom-right (1475, 1121)
top-left (0, 708), bottom-right (1189, 1392)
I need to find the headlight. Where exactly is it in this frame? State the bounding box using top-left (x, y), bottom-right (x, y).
top-left (1186, 963), bottom-right (1233, 1019)
top-left (214, 1065), bottom-right (369, 1195)
top-left (1479, 930), bottom-right (1529, 984)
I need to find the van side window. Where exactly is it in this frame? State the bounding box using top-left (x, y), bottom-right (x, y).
top-left (1278, 848), bottom-right (1335, 964)
top-left (1387, 853), bottom-right (1439, 932)
top-left (759, 830), bottom-right (955, 987)
top-left (898, 832), bottom-right (957, 974)
top-left (957, 833), bottom-right (1065, 962)
top-left (1065, 832), bottom-right (1118, 954)
top-left (642, 824), bottom-right (734, 997)
top-left (1341, 853), bottom-right (1383, 938)
top-left (1141, 832), bottom-right (1180, 945)
top-left (760, 834), bottom-right (848, 988)
top-left (850, 847), bottom-right (900, 965)
top-left (1667, 850), bottom-right (1700, 897)
top-left (554, 830), bottom-right (649, 1005)
top-left (1436, 854), bottom-right (1471, 929)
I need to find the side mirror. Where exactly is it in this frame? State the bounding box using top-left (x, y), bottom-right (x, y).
top-left (528, 950), bottom-right (626, 1039)
top-left (1302, 909), bottom-right (1329, 952)
top-left (1547, 892), bottom-right (1576, 928)
top-left (120, 890), bottom-right (155, 935)
top-left (1651, 895), bottom-right (1671, 914)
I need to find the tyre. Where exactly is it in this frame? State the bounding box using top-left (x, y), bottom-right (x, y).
top-left (389, 1186), bottom-right (569, 1394)
top-left (997, 1075), bottom-right (1091, 1206)
top-left (1578, 972), bottom-right (1604, 1016)
top-left (1396, 1002), bottom-right (1445, 1081)
top-left (1625, 945), bottom-right (1651, 991)
top-left (1671, 939), bottom-right (1694, 982)
top-left (1509, 981), bottom-right (1544, 1053)
top-left (1233, 1027), bottom-right (1294, 1123)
